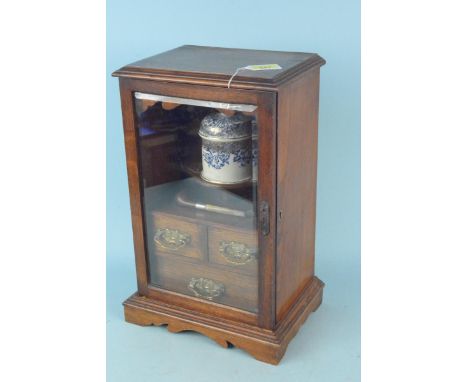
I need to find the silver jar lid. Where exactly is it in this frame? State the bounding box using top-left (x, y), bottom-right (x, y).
top-left (199, 112), bottom-right (253, 142)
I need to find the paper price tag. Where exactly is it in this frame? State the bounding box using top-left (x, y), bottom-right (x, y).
top-left (227, 64), bottom-right (283, 88)
top-left (243, 64), bottom-right (283, 71)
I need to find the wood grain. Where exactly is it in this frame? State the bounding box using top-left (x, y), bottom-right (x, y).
top-left (275, 67), bottom-right (321, 321)
top-left (118, 79), bottom-right (149, 295)
top-left (150, 254), bottom-right (258, 313)
top-left (256, 91), bottom-right (277, 329)
top-left (152, 212), bottom-right (207, 261)
top-left (124, 276), bottom-right (324, 365)
top-left (114, 46), bottom-right (326, 364)
top-left (113, 45), bottom-right (325, 91)
top-left (207, 226), bottom-right (258, 275)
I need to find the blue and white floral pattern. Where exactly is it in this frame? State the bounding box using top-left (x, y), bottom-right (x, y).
top-left (199, 113), bottom-right (257, 183)
top-left (202, 147), bottom-right (230, 169)
top-left (251, 141), bottom-right (258, 166)
top-left (233, 148), bottom-right (252, 167)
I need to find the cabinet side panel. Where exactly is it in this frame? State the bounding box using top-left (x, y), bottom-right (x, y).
top-left (276, 68), bottom-right (320, 322)
top-left (119, 78), bottom-right (150, 294)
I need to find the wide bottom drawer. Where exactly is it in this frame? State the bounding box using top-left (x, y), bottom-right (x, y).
top-left (150, 254), bottom-right (258, 313)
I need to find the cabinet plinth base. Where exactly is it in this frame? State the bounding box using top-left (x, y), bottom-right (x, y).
top-left (123, 276), bottom-right (324, 365)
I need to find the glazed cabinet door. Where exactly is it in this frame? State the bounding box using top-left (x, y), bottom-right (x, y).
top-left (119, 79), bottom-right (276, 328)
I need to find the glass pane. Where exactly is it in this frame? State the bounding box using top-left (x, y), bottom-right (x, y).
top-left (135, 92), bottom-right (259, 313)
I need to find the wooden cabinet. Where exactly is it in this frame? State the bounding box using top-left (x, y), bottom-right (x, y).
top-left (113, 45), bottom-right (325, 364)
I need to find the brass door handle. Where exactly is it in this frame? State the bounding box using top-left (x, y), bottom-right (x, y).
top-left (188, 277), bottom-right (225, 300)
top-left (219, 240), bottom-right (258, 265)
top-left (154, 228), bottom-right (191, 250)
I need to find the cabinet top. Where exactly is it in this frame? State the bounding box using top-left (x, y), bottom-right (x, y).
top-left (112, 45), bottom-right (325, 90)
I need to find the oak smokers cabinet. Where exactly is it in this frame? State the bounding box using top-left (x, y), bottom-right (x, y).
top-left (113, 46), bottom-right (325, 364)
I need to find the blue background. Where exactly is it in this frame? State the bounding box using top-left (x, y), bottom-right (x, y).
top-left (107, 0), bottom-right (360, 381)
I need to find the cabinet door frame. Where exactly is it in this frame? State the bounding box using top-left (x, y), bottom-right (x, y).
top-left (118, 78), bottom-right (277, 329)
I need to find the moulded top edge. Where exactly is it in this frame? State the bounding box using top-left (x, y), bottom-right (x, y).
top-left (112, 45), bottom-right (326, 90)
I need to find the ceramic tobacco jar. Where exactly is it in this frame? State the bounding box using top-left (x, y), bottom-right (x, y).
top-left (199, 112), bottom-right (254, 184)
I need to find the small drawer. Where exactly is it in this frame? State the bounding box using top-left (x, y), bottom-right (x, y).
top-left (151, 254), bottom-right (258, 313)
top-left (208, 227), bottom-right (258, 275)
top-left (152, 213), bottom-right (206, 261)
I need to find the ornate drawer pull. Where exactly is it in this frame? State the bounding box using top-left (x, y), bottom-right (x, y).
top-left (154, 228), bottom-right (191, 250)
top-left (188, 277), bottom-right (225, 300)
top-left (219, 240), bottom-right (258, 265)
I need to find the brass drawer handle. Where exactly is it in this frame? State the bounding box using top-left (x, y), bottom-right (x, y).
top-left (219, 240), bottom-right (258, 265)
top-left (188, 277), bottom-right (225, 300)
top-left (154, 228), bottom-right (191, 250)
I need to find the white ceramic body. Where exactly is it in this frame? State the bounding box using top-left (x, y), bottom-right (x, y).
top-left (200, 139), bottom-right (252, 184)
